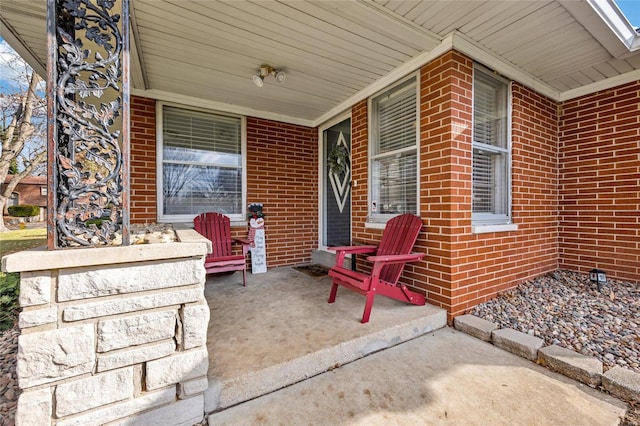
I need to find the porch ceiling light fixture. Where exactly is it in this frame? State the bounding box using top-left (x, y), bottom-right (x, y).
top-left (253, 64), bottom-right (286, 87)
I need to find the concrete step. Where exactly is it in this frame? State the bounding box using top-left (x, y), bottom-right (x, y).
top-left (203, 300), bottom-right (446, 412)
top-left (207, 327), bottom-right (627, 425)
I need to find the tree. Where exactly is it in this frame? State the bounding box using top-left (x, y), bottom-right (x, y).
top-left (0, 49), bottom-right (46, 232)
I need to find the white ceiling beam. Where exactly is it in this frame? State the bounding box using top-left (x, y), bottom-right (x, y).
top-left (129, 5), bottom-right (148, 90)
top-left (356, 0), bottom-right (442, 47)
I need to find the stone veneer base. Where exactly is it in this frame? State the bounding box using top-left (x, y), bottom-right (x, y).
top-left (2, 229), bottom-right (212, 426)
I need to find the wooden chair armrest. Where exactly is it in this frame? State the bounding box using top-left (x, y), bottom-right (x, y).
top-left (369, 253), bottom-right (425, 277)
top-left (328, 245), bottom-right (377, 255)
top-left (329, 245), bottom-right (377, 269)
top-left (367, 252), bottom-right (425, 264)
top-left (234, 237), bottom-right (251, 246)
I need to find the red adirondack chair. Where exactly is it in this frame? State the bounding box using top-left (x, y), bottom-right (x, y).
top-left (194, 212), bottom-right (251, 286)
top-left (328, 214), bottom-right (426, 323)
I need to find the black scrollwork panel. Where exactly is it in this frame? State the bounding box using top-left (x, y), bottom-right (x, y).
top-left (49, 0), bottom-right (129, 247)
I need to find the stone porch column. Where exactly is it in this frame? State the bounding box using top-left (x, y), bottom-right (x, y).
top-left (2, 229), bottom-right (212, 425)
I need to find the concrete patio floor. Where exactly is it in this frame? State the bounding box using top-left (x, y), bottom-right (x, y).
top-left (203, 266), bottom-right (447, 413)
top-left (202, 266), bottom-right (627, 425)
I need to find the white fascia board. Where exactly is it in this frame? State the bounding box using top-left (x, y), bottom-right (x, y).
top-left (128, 27), bottom-right (146, 91)
top-left (131, 88), bottom-right (315, 128)
top-left (561, 0), bottom-right (637, 57)
top-left (0, 18), bottom-right (46, 79)
top-left (588, 0), bottom-right (639, 51)
top-left (129, 8), bottom-right (148, 91)
top-left (558, 68), bottom-right (640, 101)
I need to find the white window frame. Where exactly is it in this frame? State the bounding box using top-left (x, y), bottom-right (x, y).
top-left (156, 102), bottom-right (247, 224)
top-left (367, 73), bottom-right (419, 224)
top-left (472, 65), bottom-right (513, 227)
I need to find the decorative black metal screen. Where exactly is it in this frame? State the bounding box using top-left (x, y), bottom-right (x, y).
top-left (47, 0), bottom-right (130, 248)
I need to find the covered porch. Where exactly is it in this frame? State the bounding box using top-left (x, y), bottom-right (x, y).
top-left (203, 266), bottom-right (446, 412)
top-left (2, 0), bottom-right (639, 424)
top-left (2, 0), bottom-right (639, 321)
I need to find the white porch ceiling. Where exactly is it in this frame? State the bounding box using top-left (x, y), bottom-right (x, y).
top-left (1, 0), bottom-right (639, 127)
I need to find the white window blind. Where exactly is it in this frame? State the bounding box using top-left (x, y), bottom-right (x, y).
top-left (376, 79), bottom-right (417, 154)
top-left (160, 105), bottom-right (243, 220)
top-left (473, 71), bottom-right (507, 149)
top-left (370, 76), bottom-right (418, 218)
top-left (472, 66), bottom-right (510, 223)
top-left (472, 150), bottom-right (496, 213)
top-left (163, 106), bottom-right (241, 163)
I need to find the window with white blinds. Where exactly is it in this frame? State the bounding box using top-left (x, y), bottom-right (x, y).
top-left (369, 76), bottom-right (418, 219)
top-left (472, 66), bottom-right (511, 225)
top-left (159, 105), bottom-right (244, 221)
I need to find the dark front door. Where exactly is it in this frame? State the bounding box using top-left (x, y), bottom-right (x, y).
top-left (323, 118), bottom-right (351, 247)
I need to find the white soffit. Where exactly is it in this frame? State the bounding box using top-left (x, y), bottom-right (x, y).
top-left (0, 2), bottom-right (47, 77)
top-left (1, 0), bottom-right (640, 126)
top-left (134, 87), bottom-right (316, 127)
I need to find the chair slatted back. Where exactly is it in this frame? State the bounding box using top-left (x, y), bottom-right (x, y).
top-left (194, 212), bottom-right (233, 258)
top-left (376, 214), bottom-right (423, 284)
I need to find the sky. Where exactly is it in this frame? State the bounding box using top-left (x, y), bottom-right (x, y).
top-left (616, 0), bottom-right (640, 28)
top-left (0, 37), bottom-right (45, 111)
top-left (0, 38), bottom-right (22, 89)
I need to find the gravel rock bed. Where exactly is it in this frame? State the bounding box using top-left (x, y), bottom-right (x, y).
top-left (130, 223), bottom-right (177, 244)
top-left (471, 270), bottom-right (640, 374)
top-left (0, 325), bottom-right (18, 426)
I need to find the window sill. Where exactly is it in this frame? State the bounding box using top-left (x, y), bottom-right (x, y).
top-left (159, 217), bottom-right (246, 227)
top-left (472, 223), bottom-right (518, 234)
top-left (364, 221), bottom-right (386, 230)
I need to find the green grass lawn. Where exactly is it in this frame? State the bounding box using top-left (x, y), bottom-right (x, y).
top-left (0, 227), bottom-right (47, 331)
top-left (0, 227), bottom-right (47, 258)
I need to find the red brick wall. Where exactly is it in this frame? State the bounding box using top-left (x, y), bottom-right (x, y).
top-left (1, 177), bottom-right (47, 210)
top-left (245, 117), bottom-right (318, 267)
top-left (349, 97), bottom-right (429, 294)
top-left (419, 51), bottom-right (475, 316)
top-left (130, 98), bottom-right (318, 267)
top-left (558, 81), bottom-right (640, 282)
top-left (130, 96), bottom-right (157, 223)
top-left (422, 52), bottom-right (559, 321)
top-left (129, 70), bottom-right (639, 319)
top-left (351, 51), bottom-right (560, 322)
